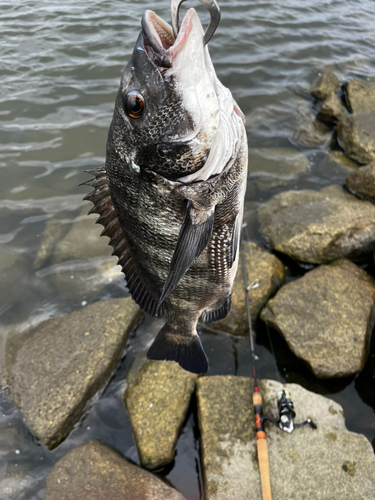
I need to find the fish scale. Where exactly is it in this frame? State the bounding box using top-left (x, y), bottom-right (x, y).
top-left (83, 7), bottom-right (247, 373)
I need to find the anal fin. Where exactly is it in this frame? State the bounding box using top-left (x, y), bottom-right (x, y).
top-left (201, 295), bottom-right (232, 325)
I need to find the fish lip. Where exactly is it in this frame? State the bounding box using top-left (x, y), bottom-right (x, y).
top-left (141, 9), bottom-right (195, 71)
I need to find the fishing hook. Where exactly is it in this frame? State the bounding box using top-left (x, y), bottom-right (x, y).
top-left (171, 0), bottom-right (221, 45)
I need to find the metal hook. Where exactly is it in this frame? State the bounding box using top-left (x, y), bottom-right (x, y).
top-left (171, 0), bottom-right (221, 46)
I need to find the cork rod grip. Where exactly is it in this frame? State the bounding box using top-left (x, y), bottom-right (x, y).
top-left (257, 437), bottom-right (272, 500)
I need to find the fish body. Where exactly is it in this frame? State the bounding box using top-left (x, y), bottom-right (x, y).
top-left (84, 8), bottom-right (247, 373)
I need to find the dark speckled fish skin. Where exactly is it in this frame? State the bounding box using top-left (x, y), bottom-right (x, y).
top-left (84, 8), bottom-right (248, 373)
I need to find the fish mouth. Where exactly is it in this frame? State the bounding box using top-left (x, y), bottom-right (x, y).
top-left (141, 9), bottom-right (194, 73)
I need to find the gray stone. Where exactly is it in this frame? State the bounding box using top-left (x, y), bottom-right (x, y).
top-left (345, 79), bottom-right (375, 114)
top-left (346, 162), bottom-right (375, 200)
top-left (338, 111), bottom-right (375, 164)
top-left (0, 247), bottom-right (27, 307)
top-left (33, 218), bottom-right (65, 269)
top-left (260, 259), bottom-right (375, 378)
top-left (258, 185), bottom-right (375, 264)
top-left (293, 110), bottom-right (332, 148)
top-left (210, 242), bottom-right (286, 335)
top-left (311, 70), bottom-right (340, 100)
top-left (316, 151), bottom-right (358, 181)
top-left (317, 92), bottom-right (345, 123)
top-left (44, 439), bottom-right (187, 500)
top-left (197, 376), bottom-right (375, 500)
top-left (7, 298), bottom-right (142, 449)
top-left (248, 148), bottom-right (309, 191)
top-left (328, 150), bottom-right (359, 170)
top-left (125, 359), bottom-right (198, 469)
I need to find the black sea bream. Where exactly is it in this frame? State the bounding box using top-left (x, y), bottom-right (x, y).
top-left (83, 7), bottom-right (247, 373)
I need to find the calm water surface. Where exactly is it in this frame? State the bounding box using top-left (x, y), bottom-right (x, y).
top-left (1, 1), bottom-right (375, 499)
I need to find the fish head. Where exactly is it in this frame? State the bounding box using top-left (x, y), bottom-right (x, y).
top-left (108, 8), bottom-right (222, 181)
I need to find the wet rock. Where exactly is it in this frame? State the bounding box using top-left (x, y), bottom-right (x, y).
top-left (337, 111), bottom-right (375, 164)
top-left (33, 217), bottom-right (65, 269)
top-left (44, 439), bottom-right (187, 500)
top-left (197, 376), bottom-right (375, 500)
top-left (311, 70), bottom-right (340, 100)
top-left (248, 148), bottom-right (309, 191)
top-left (258, 185), bottom-right (375, 264)
top-left (125, 359), bottom-right (198, 469)
top-left (7, 298), bottom-right (142, 449)
top-left (328, 150), bottom-right (359, 170)
top-left (344, 79), bottom-right (375, 114)
top-left (210, 242), bottom-right (286, 335)
top-left (261, 259), bottom-right (375, 378)
top-left (293, 109), bottom-right (331, 148)
top-left (346, 162), bottom-right (375, 200)
top-left (317, 92), bottom-right (345, 123)
top-left (316, 151), bottom-right (358, 182)
top-left (0, 247), bottom-right (27, 307)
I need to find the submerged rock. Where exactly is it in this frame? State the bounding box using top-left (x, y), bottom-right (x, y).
top-left (44, 439), bottom-right (187, 500)
top-left (210, 242), bottom-right (286, 335)
top-left (311, 70), bottom-right (340, 100)
top-left (260, 259), bottom-right (375, 378)
top-left (344, 79), bottom-right (375, 114)
top-left (346, 162), bottom-right (375, 200)
top-left (125, 359), bottom-right (198, 469)
top-left (197, 376), bottom-right (375, 500)
top-left (293, 111), bottom-right (331, 148)
top-left (7, 298), bottom-right (142, 449)
top-left (317, 92), bottom-right (345, 123)
top-left (258, 185), bottom-right (375, 264)
top-left (0, 247), bottom-right (27, 308)
top-left (248, 148), bottom-right (309, 191)
top-left (338, 111), bottom-right (375, 164)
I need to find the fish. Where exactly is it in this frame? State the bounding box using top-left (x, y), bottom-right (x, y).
top-left (82, 5), bottom-right (247, 374)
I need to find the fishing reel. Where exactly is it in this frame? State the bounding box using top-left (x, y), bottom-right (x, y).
top-left (264, 390), bottom-right (317, 433)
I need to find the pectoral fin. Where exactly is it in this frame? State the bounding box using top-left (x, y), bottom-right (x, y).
top-left (157, 201), bottom-right (215, 309)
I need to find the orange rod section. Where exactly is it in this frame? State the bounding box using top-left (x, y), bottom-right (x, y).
top-left (253, 391), bottom-right (272, 500)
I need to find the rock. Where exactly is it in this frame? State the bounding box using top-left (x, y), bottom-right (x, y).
top-left (328, 150), bottom-right (359, 170)
top-left (261, 259), bottom-right (375, 378)
top-left (125, 359), bottom-right (198, 469)
top-left (0, 247), bottom-right (27, 307)
top-left (316, 152), bottom-right (358, 182)
top-left (337, 111), bottom-right (375, 164)
top-left (33, 217), bottom-right (66, 269)
top-left (293, 109), bottom-right (331, 148)
top-left (44, 439), bottom-right (187, 500)
top-left (52, 206), bottom-right (110, 263)
top-left (346, 162), bottom-right (375, 200)
top-left (311, 70), bottom-right (340, 100)
top-left (197, 376), bottom-right (375, 500)
top-left (248, 148), bottom-right (309, 191)
top-left (344, 79), bottom-right (375, 114)
top-left (7, 298), bottom-right (142, 449)
top-left (317, 92), bottom-right (345, 123)
top-left (210, 242), bottom-right (286, 335)
top-left (258, 185), bottom-right (375, 264)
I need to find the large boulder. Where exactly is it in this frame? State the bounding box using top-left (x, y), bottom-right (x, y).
top-left (337, 111), bottom-right (375, 164)
top-left (197, 376), bottom-right (375, 500)
top-left (210, 242), bottom-right (286, 335)
top-left (346, 162), bottom-right (375, 200)
top-left (248, 148), bottom-right (309, 191)
top-left (125, 359), bottom-right (198, 469)
top-left (311, 70), bottom-right (340, 100)
top-left (344, 79), bottom-right (375, 114)
top-left (260, 259), bottom-right (375, 378)
top-left (7, 298), bottom-right (142, 449)
top-left (44, 439), bottom-right (187, 500)
top-left (317, 92), bottom-right (345, 123)
top-left (258, 185), bottom-right (375, 264)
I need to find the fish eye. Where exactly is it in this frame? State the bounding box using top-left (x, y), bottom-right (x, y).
top-left (124, 91), bottom-right (145, 119)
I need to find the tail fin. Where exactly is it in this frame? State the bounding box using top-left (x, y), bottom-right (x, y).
top-left (147, 323), bottom-right (208, 374)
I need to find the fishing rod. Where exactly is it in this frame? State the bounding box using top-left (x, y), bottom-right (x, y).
top-left (241, 233), bottom-right (317, 500)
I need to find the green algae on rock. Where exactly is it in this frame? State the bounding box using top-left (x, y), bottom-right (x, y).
top-left (210, 242), bottom-right (286, 335)
top-left (7, 298), bottom-right (142, 449)
top-left (44, 439), bottom-right (188, 500)
top-left (125, 359), bottom-right (198, 469)
top-left (258, 185), bottom-right (375, 264)
top-left (260, 259), bottom-right (375, 378)
top-left (197, 376), bottom-right (375, 500)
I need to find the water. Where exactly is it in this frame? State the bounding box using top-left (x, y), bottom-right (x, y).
top-left (1, 0), bottom-right (375, 498)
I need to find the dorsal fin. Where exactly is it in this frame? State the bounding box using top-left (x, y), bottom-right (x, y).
top-left (81, 169), bottom-right (163, 318)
